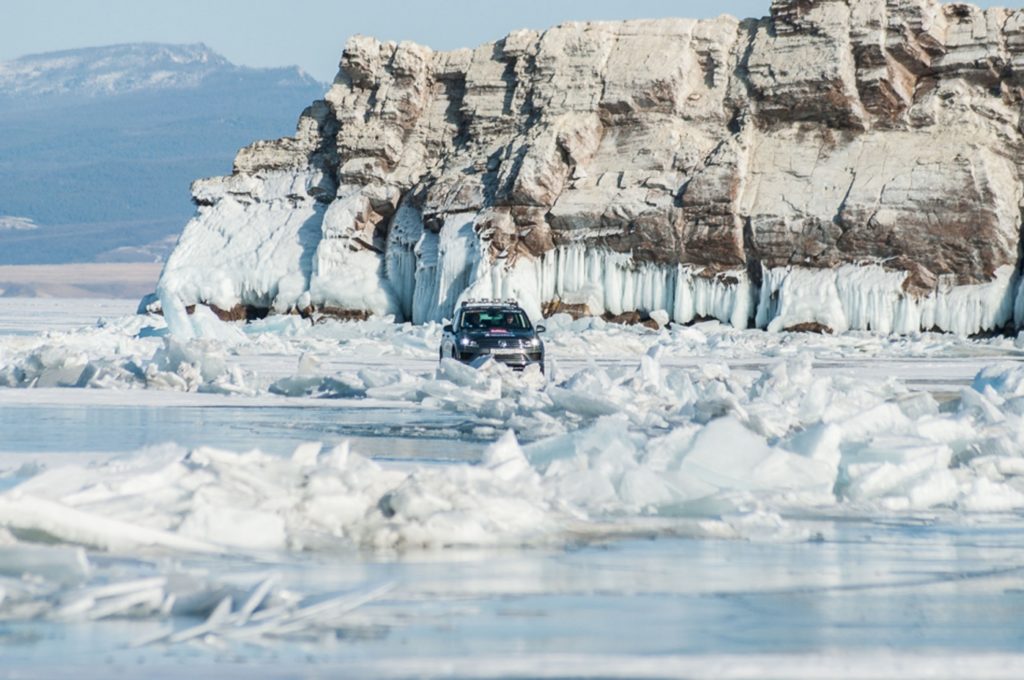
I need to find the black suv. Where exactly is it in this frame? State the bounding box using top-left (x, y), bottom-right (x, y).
top-left (440, 300), bottom-right (546, 372)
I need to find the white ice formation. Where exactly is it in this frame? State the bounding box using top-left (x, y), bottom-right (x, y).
top-left (4, 352), bottom-right (1024, 556)
top-left (6, 300), bottom-right (1024, 648)
top-left (5, 305), bottom-right (1024, 552)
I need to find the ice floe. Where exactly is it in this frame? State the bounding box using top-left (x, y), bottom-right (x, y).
top-left (2, 303), bottom-right (1024, 543)
top-left (4, 300), bottom-right (1024, 649)
top-left (3, 357), bottom-right (1024, 561)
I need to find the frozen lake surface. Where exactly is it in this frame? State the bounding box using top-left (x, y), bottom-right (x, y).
top-left (0, 395), bottom-right (482, 460)
top-left (2, 298), bottom-right (1024, 678)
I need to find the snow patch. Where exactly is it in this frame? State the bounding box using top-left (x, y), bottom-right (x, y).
top-left (0, 216), bottom-right (38, 231)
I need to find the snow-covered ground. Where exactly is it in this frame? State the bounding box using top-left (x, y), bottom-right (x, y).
top-left (0, 263), bottom-right (161, 299)
top-left (3, 298), bottom-right (1024, 678)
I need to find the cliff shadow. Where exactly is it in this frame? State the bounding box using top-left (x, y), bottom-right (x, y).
top-left (298, 206), bottom-right (327, 292)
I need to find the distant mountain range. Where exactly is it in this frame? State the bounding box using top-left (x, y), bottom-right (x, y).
top-left (0, 43), bottom-right (326, 265)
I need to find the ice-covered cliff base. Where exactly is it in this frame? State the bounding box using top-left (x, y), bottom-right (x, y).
top-left (157, 186), bottom-right (1024, 336)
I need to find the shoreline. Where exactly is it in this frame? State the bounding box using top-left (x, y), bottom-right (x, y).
top-left (0, 262), bottom-right (162, 299)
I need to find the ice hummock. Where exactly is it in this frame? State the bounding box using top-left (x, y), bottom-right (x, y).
top-left (4, 298), bottom-right (1024, 551)
top-left (5, 354), bottom-right (1024, 557)
top-left (0, 531), bottom-right (394, 647)
top-left (6, 299), bottom-right (1024, 664)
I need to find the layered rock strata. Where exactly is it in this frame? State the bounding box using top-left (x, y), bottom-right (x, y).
top-left (157, 0), bottom-right (1024, 336)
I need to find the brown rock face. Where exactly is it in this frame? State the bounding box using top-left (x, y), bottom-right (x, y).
top-left (159, 0), bottom-right (1024, 336)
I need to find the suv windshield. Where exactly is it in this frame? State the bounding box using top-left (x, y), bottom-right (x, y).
top-left (461, 309), bottom-right (529, 330)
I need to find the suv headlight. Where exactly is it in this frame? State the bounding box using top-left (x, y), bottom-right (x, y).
top-left (460, 337), bottom-right (478, 348)
top-left (528, 337), bottom-right (541, 347)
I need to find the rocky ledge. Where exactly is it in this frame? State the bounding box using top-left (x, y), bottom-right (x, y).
top-left (155, 0), bottom-right (1024, 336)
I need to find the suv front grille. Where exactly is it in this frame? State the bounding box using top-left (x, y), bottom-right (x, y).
top-left (476, 338), bottom-right (527, 350)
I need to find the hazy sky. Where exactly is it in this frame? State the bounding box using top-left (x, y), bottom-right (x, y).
top-left (4, 0), bottom-right (1012, 82)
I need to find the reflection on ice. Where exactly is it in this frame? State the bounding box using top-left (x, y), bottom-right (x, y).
top-left (6, 520), bottom-right (1024, 675)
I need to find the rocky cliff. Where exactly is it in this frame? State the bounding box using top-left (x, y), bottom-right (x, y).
top-left (156, 0), bottom-right (1024, 336)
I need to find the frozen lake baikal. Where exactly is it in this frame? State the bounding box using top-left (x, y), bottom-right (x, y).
top-left (3, 298), bottom-right (1024, 678)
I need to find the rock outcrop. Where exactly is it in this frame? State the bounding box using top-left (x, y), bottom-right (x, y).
top-left (157, 0), bottom-right (1024, 336)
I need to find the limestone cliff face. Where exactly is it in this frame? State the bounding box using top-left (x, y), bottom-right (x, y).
top-left (158, 0), bottom-right (1024, 335)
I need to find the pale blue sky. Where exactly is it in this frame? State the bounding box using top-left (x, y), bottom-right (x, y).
top-left (2, 0), bottom-right (1014, 82)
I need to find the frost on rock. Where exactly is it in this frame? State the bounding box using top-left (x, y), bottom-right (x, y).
top-left (309, 189), bottom-right (401, 317)
top-left (411, 212), bottom-right (482, 323)
top-left (152, 1), bottom-right (1024, 336)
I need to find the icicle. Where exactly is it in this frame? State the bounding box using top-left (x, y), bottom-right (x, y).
top-left (456, 244), bottom-right (752, 326)
top-left (383, 204), bottom-right (424, 322)
top-left (411, 229), bottom-right (440, 324)
top-left (411, 212), bottom-right (479, 322)
top-left (1015, 273), bottom-right (1024, 330)
top-left (757, 264), bottom-right (1020, 336)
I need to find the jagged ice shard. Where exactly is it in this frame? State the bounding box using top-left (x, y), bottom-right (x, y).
top-left (157, 0), bottom-right (1024, 336)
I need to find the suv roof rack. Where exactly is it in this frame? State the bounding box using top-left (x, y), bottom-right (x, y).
top-left (461, 298), bottom-right (520, 307)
